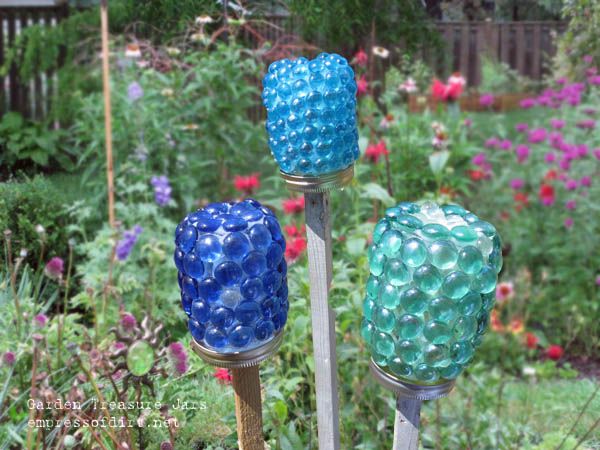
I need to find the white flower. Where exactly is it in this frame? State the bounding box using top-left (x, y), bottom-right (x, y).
top-left (181, 123), bottom-right (199, 131)
top-left (372, 46), bottom-right (389, 58)
top-left (522, 366), bottom-right (536, 377)
top-left (195, 15), bottom-right (214, 25)
top-left (166, 47), bottom-right (181, 56)
top-left (124, 44), bottom-right (141, 58)
top-left (35, 224), bottom-right (45, 234)
top-left (399, 77), bottom-right (417, 93)
top-left (447, 73), bottom-right (466, 87)
top-left (19, 248), bottom-right (28, 258)
top-left (161, 88), bottom-right (174, 97)
top-left (191, 32), bottom-right (206, 42)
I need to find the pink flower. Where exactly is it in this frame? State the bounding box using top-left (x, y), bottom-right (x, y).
top-left (282, 197), bottom-right (305, 215)
top-left (34, 314), bottom-right (48, 328)
top-left (357, 75), bottom-right (368, 96)
top-left (565, 200), bottom-right (576, 210)
top-left (510, 178), bottom-right (525, 190)
top-left (485, 137), bottom-right (500, 149)
top-left (365, 140), bottom-right (389, 163)
top-left (550, 118), bottom-right (565, 129)
top-left (2, 351), bottom-right (16, 366)
top-left (515, 144), bottom-right (530, 163)
top-left (353, 49), bottom-right (368, 68)
top-left (583, 55), bottom-right (593, 64)
top-left (580, 175), bottom-right (592, 187)
top-left (463, 118), bottom-right (472, 127)
top-left (544, 152), bottom-right (556, 163)
top-left (399, 78), bottom-right (418, 93)
top-left (589, 75), bottom-right (600, 86)
top-left (594, 148), bottom-right (600, 160)
top-left (576, 119), bottom-right (595, 130)
top-left (472, 152), bottom-right (487, 166)
top-left (479, 93), bottom-right (494, 107)
top-left (528, 128), bottom-right (547, 144)
top-left (168, 342), bottom-right (188, 375)
top-left (596, 275), bottom-right (600, 286)
top-left (520, 98), bottom-right (537, 109)
top-left (120, 313), bottom-right (137, 331)
top-left (233, 173), bottom-right (260, 196)
top-left (515, 123), bottom-right (529, 132)
top-left (564, 217), bottom-right (574, 228)
top-left (431, 74), bottom-right (465, 101)
top-left (565, 179), bottom-right (578, 190)
top-left (499, 139), bottom-right (512, 151)
top-left (44, 257), bottom-right (64, 280)
top-left (496, 281), bottom-right (514, 303)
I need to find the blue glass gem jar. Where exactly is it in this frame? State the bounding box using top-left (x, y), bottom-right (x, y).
top-left (361, 202), bottom-right (503, 385)
top-left (175, 199), bottom-right (288, 353)
top-left (262, 53), bottom-right (359, 177)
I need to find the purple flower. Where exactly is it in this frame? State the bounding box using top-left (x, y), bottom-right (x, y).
top-left (463, 118), bottom-right (472, 127)
top-left (577, 144), bottom-right (588, 158)
top-left (559, 158), bottom-right (571, 171)
top-left (2, 351), bottom-right (15, 366)
top-left (589, 75), bottom-right (600, 86)
top-left (44, 257), bottom-right (64, 280)
top-left (127, 82), bottom-right (144, 102)
top-left (596, 275), bottom-right (600, 286)
top-left (499, 139), bottom-right (512, 151)
top-left (150, 175), bottom-right (172, 207)
top-left (116, 225), bottom-right (143, 261)
top-left (520, 98), bottom-right (536, 109)
top-left (576, 119), bottom-right (595, 130)
top-left (120, 313), bottom-right (137, 331)
top-left (34, 314), bottom-right (48, 328)
top-left (556, 77), bottom-right (568, 85)
top-left (565, 200), bottom-right (577, 210)
top-left (594, 148), bottom-right (600, 160)
top-left (550, 118), bottom-right (565, 129)
top-left (580, 175), bottom-right (592, 187)
top-left (479, 93), bottom-right (494, 107)
top-left (583, 55), bottom-right (593, 64)
top-left (484, 137), bottom-right (500, 149)
top-left (515, 144), bottom-right (530, 163)
top-left (564, 217), bottom-right (574, 228)
top-left (472, 152), bottom-right (487, 166)
top-left (168, 342), bottom-right (188, 375)
top-left (528, 128), bottom-right (547, 144)
top-left (515, 123), bottom-right (529, 133)
top-left (565, 179), bottom-right (578, 190)
top-left (510, 178), bottom-right (525, 190)
top-left (545, 152), bottom-right (556, 163)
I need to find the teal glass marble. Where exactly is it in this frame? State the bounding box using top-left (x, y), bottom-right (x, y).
top-left (361, 201), bottom-right (503, 384)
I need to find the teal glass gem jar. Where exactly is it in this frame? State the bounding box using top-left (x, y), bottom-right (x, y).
top-left (362, 201), bottom-right (502, 385)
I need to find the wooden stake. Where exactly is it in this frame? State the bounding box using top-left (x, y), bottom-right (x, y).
top-left (393, 396), bottom-right (421, 450)
top-left (304, 191), bottom-right (341, 450)
top-left (231, 366), bottom-right (264, 450)
top-left (100, 0), bottom-right (115, 228)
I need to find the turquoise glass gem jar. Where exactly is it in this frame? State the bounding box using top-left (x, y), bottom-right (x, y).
top-left (362, 201), bottom-right (503, 385)
top-left (262, 53), bottom-right (359, 178)
top-left (174, 199), bottom-right (288, 355)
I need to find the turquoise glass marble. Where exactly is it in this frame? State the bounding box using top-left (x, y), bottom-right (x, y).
top-left (262, 53), bottom-right (359, 176)
top-left (361, 201), bottom-right (502, 384)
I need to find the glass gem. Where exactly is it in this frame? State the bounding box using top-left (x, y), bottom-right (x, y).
top-left (177, 225), bottom-right (197, 252)
top-left (451, 226), bottom-right (477, 243)
top-left (489, 249), bottom-right (503, 274)
top-left (191, 300), bottom-right (210, 323)
top-left (221, 288), bottom-right (242, 308)
top-left (181, 294), bottom-right (192, 316)
top-left (476, 233), bottom-right (493, 256)
top-left (458, 245), bottom-right (484, 274)
top-left (457, 292), bottom-right (482, 316)
top-left (440, 363), bottom-right (462, 379)
top-left (401, 238), bottom-right (427, 267)
top-left (395, 214), bottom-right (423, 230)
top-left (421, 223), bottom-right (450, 240)
top-left (373, 350), bottom-right (388, 367)
top-left (453, 316), bottom-right (477, 340)
top-left (204, 327), bottom-right (227, 348)
top-left (423, 343), bottom-right (448, 366)
top-left (361, 319), bottom-right (375, 345)
top-left (229, 325), bottom-right (253, 348)
top-left (374, 307), bottom-right (396, 332)
top-left (429, 296), bottom-right (457, 322)
top-left (223, 217), bottom-right (247, 232)
top-left (198, 277), bottom-right (221, 303)
top-left (188, 318), bottom-right (205, 343)
top-left (183, 252), bottom-right (204, 278)
top-left (385, 259), bottom-right (410, 286)
top-left (223, 232), bottom-right (250, 260)
top-left (174, 249), bottom-right (185, 272)
top-left (235, 301), bottom-right (261, 325)
top-left (423, 321), bottom-right (452, 344)
top-left (263, 270), bottom-right (283, 296)
top-left (127, 340), bottom-right (155, 377)
top-left (182, 276), bottom-right (198, 299)
top-left (441, 204), bottom-right (467, 216)
top-left (374, 332), bottom-right (395, 357)
top-left (242, 251), bottom-right (267, 277)
top-left (249, 224), bottom-right (272, 250)
top-left (380, 230), bottom-right (403, 257)
top-left (255, 320), bottom-right (275, 341)
top-left (470, 220), bottom-right (496, 237)
top-left (214, 261), bottom-right (243, 287)
top-left (389, 358), bottom-right (413, 378)
top-left (397, 314), bottom-right (423, 339)
top-left (366, 275), bottom-right (381, 299)
top-left (400, 287), bottom-right (428, 314)
top-left (450, 341), bottom-right (474, 364)
top-left (471, 266), bottom-right (497, 294)
top-left (363, 297), bottom-right (376, 321)
top-left (380, 284), bottom-right (400, 308)
top-left (396, 340), bottom-right (420, 364)
top-left (373, 220), bottom-right (390, 244)
top-left (240, 277), bottom-right (264, 301)
top-left (196, 234), bottom-right (222, 262)
top-left (266, 243), bottom-right (284, 269)
top-left (414, 364), bottom-right (438, 383)
top-left (209, 307), bottom-right (234, 329)
top-left (481, 292), bottom-right (495, 311)
top-left (413, 264), bottom-right (442, 293)
top-left (429, 240), bottom-right (458, 270)
top-left (441, 271), bottom-right (471, 299)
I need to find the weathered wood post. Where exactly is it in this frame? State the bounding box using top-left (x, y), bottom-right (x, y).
top-left (361, 201), bottom-right (503, 449)
top-left (174, 199), bottom-right (290, 450)
top-left (262, 53), bottom-right (360, 449)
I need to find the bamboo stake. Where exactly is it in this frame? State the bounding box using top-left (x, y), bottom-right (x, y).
top-left (304, 191), bottom-right (341, 450)
top-left (100, 0), bottom-right (115, 228)
top-left (231, 366), bottom-right (264, 450)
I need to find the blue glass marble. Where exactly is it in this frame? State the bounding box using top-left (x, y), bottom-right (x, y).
top-left (263, 54), bottom-right (358, 176)
top-left (175, 199), bottom-right (288, 353)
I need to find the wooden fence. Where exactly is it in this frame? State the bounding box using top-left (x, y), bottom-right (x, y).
top-left (0, 4), bottom-right (68, 120)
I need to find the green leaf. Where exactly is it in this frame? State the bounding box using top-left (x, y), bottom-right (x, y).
top-left (360, 182), bottom-right (395, 206)
top-left (429, 150), bottom-right (450, 175)
top-left (346, 237), bottom-right (367, 256)
top-left (273, 399), bottom-right (288, 422)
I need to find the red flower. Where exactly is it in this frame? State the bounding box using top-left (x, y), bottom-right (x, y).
top-left (524, 332), bottom-right (539, 349)
top-left (282, 197), bottom-right (305, 215)
top-left (431, 79), bottom-right (447, 101)
top-left (353, 49), bottom-right (368, 68)
top-left (284, 223), bottom-right (305, 238)
top-left (233, 173), bottom-right (260, 195)
top-left (285, 237), bottom-right (307, 263)
top-left (546, 344), bottom-right (564, 361)
top-left (544, 169), bottom-right (558, 181)
top-left (513, 192), bottom-right (529, 211)
top-left (213, 368), bottom-right (232, 384)
top-left (365, 140), bottom-right (389, 163)
top-left (431, 74), bottom-right (465, 102)
top-left (469, 169), bottom-right (486, 181)
top-left (357, 75), bottom-right (368, 96)
top-left (538, 183), bottom-right (555, 206)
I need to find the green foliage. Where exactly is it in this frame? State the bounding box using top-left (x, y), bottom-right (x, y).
top-left (285, 0), bottom-right (440, 53)
top-left (0, 177), bottom-right (70, 268)
top-left (479, 56), bottom-right (537, 94)
top-left (0, 113), bottom-right (75, 175)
